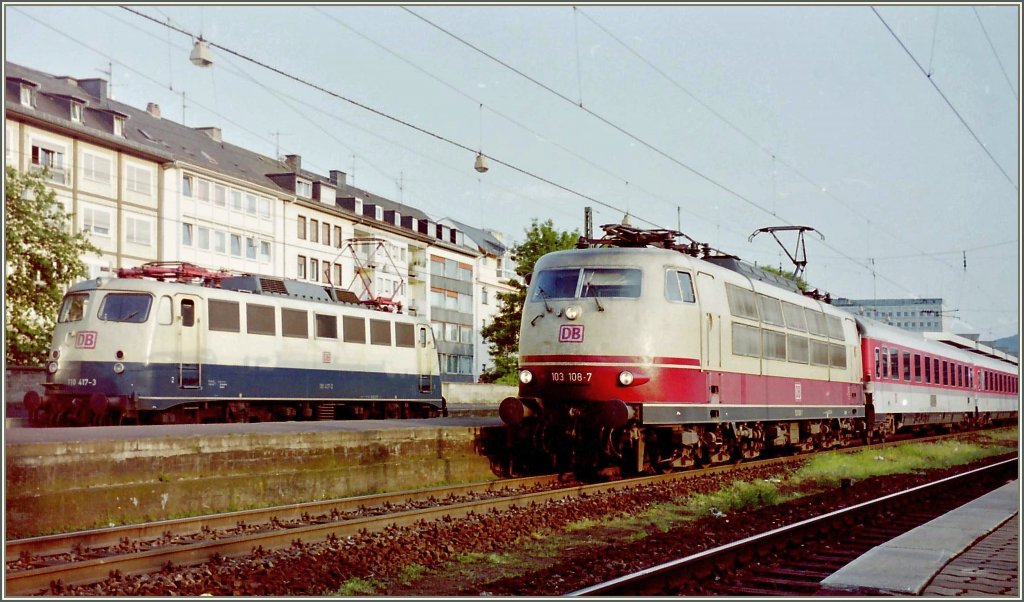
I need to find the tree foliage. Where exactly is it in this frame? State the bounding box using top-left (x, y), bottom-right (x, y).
top-left (761, 264), bottom-right (808, 291)
top-left (5, 166), bottom-right (98, 366)
top-left (480, 219), bottom-right (579, 384)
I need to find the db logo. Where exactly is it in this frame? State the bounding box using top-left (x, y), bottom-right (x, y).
top-left (75, 331), bottom-right (98, 349)
top-left (558, 324), bottom-right (584, 343)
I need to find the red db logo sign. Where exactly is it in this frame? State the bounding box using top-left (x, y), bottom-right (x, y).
top-left (75, 331), bottom-right (98, 349)
top-left (558, 325), bottom-right (584, 343)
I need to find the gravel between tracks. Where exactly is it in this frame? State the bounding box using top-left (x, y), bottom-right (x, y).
top-left (41, 452), bottom-right (1014, 597)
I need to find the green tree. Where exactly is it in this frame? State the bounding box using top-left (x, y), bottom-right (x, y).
top-left (480, 219), bottom-right (579, 384)
top-left (761, 264), bottom-right (808, 291)
top-left (5, 166), bottom-right (99, 366)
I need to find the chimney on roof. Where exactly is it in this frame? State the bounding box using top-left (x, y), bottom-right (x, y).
top-left (285, 154), bottom-right (301, 172)
top-left (195, 126), bottom-right (222, 142)
top-left (146, 103), bottom-right (161, 119)
top-left (330, 170), bottom-right (347, 186)
top-left (77, 78), bottom-right (107, 101)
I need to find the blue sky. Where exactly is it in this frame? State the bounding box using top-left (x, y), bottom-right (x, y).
top-left (4, 4), bottom-right (1020, 340)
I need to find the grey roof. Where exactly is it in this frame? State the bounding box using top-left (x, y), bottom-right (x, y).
top-left (445, 219), bottom-right (508, 256)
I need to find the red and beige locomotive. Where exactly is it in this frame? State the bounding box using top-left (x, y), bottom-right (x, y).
top-left (499, 225), bottom-right (1018, 474)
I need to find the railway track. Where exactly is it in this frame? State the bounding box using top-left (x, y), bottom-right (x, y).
top-left (2, 431), bottom-right (989, 596)
top-left (568, 457), bottom-right (1018, 596)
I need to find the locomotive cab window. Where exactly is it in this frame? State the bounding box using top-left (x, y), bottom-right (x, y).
top-left (665, 270), bottom-right (695, 303)
top-left (532, 268), bottom-right (581, 300)
top-left (99, 293), bottom-right (152, 323)
top-left (580, 268), bottom-right (641, 298)
top-left (181, 300), bottom-right (195, 327)
top-left (58, 293), bottom-right (90, 323)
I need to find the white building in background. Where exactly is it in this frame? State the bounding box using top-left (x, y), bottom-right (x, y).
top-left (5, 60), bottom-right (504, 382)
top-left (832, 297), bottom-right (952, 333)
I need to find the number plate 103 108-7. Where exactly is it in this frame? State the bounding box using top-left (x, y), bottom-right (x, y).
top-left (550, 371), bottom-right (592, 385)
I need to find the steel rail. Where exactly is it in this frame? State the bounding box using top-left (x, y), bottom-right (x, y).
top-left (567, 456), bottom-right (1018, 596)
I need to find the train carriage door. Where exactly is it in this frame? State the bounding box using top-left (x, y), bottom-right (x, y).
top-left (176, 295), bottom-right (202, 389)
top-left (416, 325), bottom-right (435, 393)
top-left (696, 272), bottom-right (722, 369)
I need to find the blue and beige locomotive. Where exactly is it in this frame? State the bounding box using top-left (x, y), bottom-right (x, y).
top-left (24, 262), bottom-right (444, 426)
top-left (499, 225), bottom-right (1018, 474)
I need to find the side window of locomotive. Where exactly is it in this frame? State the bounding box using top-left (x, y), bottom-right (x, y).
top-left (829, 343), bottom-right (846, 369)
top-left (343, 316), bottom-right (366, 344)
top-left (396, 323), bottom-right (416, 348)
top-left (281, 309), bottom-right (308, 339)
top-left (805, 309), bottom-right (828, 337)
top-left (788, 335), bottom-right (809, 364)
top-left (757, 294), bottom-right (784, 326)
top-left (99, 293), bottom-right (152, 323)
top-left (825, 315), bottom-right (844, 340)
top-left (58, 293), bottom-right (89, 323)
top-left (762, 329), bottom-right (786, 360)
top-left (781, 301), bottom-right (806, 331)
top-left (580, 268), bottom-right (641, 298)
top-left (246, 303), bottom-right (276, 336)
top-left (181, 299), bottom-right (195, 327)
top-left (532, 268), bottom-right (579, 300)
top-left (157, 296), bottom-right (173, 325)
top-left (208, 300), bottom-right (240, 332)
top-left (731, 323), bottom-right (760, 357)
top-left (665, 270), bottom-right (695, 303)
top-left (725, 284), bottom-right (758, 320)
top-left (809, 340), bottom-right (830, 366)
top-left (370, 319), bottom-right (392, 346)
top-left (315, 314), bottom-right (338, 339)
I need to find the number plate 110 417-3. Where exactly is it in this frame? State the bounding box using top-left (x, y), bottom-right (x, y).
top-left (550, 371), bottom-right (592, 384)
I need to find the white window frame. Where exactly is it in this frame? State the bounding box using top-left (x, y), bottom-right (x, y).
top-left (126, 164), bottom-right (152, 195)
top-left (214, 230), bottom-right (227, 254)
top-left (82, 152), bottom-right (112, 183)
top-left (83, 206), bottom-right (112, 237)
top-left (70, 103), bottom-right (83, 123)
top-left (296, 179), bottom-right (312, 198)
top-left (20, 85), bottom-right (32, 107)
top-left (113, 117), bottom-right (125, 137)
top-left (125, 216), bottom-right (152, 246)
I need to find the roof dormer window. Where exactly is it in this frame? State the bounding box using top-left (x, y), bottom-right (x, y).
top-left (70, 103), bottom-right (83, 123)
top-left (19, 84), bottom-right (32, 107)
top-left (113, 116), bottom-right (125, 137)
top-left (295, 178), bottom-right (312, 198)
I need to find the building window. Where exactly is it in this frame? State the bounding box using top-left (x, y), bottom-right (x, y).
top-left (197, 226), bottom-right (210, 250)
top-left (260, 241), bottom-right (271, 262)
top-left (245, 237), bottom-right (257, 260)
top-left (214, 184), bottom-right (226, 207)
top-left (82, 153), bottom-right (112, 183)
top-left (182, 174), bottom-right (194, 197)
top-left (30, 144), bottom-right (66, 183)
top-left (230, 233), bottom-right (242, 257)
top-left (125, 216), bottom-right (152, 246)
top-left (83, 207), bottom-right (111, 237)
top-left (322, 222), bottom-right (330, 246)
top-left (196, 178), bottom-right (210, 202)
top-left (297, 215), bottom-right (307, 240)
top-left (296, 179), bottom-right (312, 198)
top-left (310, 258), bottom-right (319, 281)
top-left (19, 84), bottom-right (32, 107)
top-left (481, 287), bottom-right (488, 305)
top-left (70, 103), bottom-right (83, 123)
top-left (334, 226), bottom-right (343, 248)
top-left (259, 197), bottom-right (272, 219)
top-left (297, 255), bottom-right (307, 279)
top-left (310, 219), bottom-right (319, 243)
top-left (214, 231), bottom-right (226, 254)
top-left (230, 189), bottom-right (242, 210)
top-left (181, 223), bottom-right (194, 246)
top-left (113, 117), bottom-right (125, 137)
top-left (246, 194), bottom-right (257, 214)
top-left (126, 165), bottom-right (151, 195)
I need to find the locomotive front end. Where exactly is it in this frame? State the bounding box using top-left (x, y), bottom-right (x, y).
top-left (26, 278), bottom-right (156, 426)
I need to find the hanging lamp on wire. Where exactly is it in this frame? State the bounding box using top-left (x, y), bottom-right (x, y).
top-left (474, 103), bottom-right (489, 173)
top-left (190, 36), bottom-right (214, 67)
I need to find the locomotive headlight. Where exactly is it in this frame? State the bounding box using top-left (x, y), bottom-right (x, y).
top-left (518, 369), bottom-right (534, 384)
top-left (618, 370), bottom-right (635, 386)
top-left (46, 361), bottom-right (59, 374)
top-left (564, 305), bottom-right (581, 320)
top-left (113, 362), bottom-right (125, 374)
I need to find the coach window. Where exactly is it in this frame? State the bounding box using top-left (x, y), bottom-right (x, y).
top-left (666, 271), bottom-right (696, 303)
top-left (874, 347), bottom-right (881, 378)
top-left (924, 355), bottom-right (931, 383)
top-left (282, 309), bottom-right (308, 339)
top-left (726, 284), bottom-right (759, 320)
top-left (933, 359), bottom-right (940, 385)
top-left (370, 319), bottom-right (392, 346)
top-left (757, 294), bottom-right (784, 326)
top-left (889, 347), bottom-right (899, 381)
top-left (902, 351), bottom-right (911, 381)
top-left (956, 365), bottom-right (963, 388)
top-left (246, 304), bottom-right (276, 336)
top-left (941, 360), bottom-right (948, 386)
top-left (343, 316), bottom-right (366, 344)
top-left (913, 354), bottom-right (922, 382)
top-left (315, 314), bottom-right (338, 339)
top-left (880, 348), bottom-right (888, 379)
top-left (99, 293), bottom-right (152, 323)
top-left (788, 335), bottom-right (809, 364)
top-left (208, 300), bottom-right (240, 332)
top-left (59, 293), bottom-right (90, 323)
top-left (782, 301), bottom-right (807, 332)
